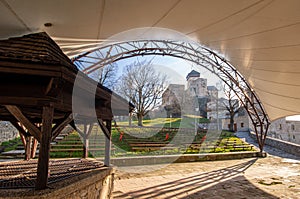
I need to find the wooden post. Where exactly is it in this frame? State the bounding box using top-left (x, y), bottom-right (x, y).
top-left (83, 135), bottom-right (89, 158)
top-left (83, 123), bottom-right (93, 158)
top-left (104, 120), bottom-right (112, 167)
top-left (10, 121), bottom-right (34, 160)
top-left (31, 138), bottom-right (38, 158)
top-left (25, 136), bottom-right (32, 161)
top-left (36, 105), bottom-right (54, 190)
top-left (18, 131), bottom-right (31, 161)
top-left (83, 124), bottom-right (88, 158)
top-left (19, 132), bottom-right (26, 149)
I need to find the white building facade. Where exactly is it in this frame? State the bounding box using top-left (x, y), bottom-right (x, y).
top-left (268, 117), bottom-right (300, 145)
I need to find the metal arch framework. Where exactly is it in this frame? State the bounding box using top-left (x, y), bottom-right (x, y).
top-left (72, 40), bottom-right (270, 152)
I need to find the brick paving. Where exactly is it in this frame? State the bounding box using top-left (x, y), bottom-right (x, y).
top-left (113, 155), bottom-right (300, 199)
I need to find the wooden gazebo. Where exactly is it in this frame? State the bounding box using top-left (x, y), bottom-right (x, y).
top-left (0, 32), bottom-right (133, 189)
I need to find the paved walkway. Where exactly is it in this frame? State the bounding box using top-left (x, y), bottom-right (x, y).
top-left (113, 134), bottom-right (300, 198)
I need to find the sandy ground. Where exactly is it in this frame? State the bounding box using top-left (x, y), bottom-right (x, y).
top-left (113, 154), bottom-right (300, 198)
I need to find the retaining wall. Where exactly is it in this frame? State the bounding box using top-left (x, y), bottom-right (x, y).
top-left (109, 151), bottom-right (260, 166)
top-left (250, 131), bottom-right (300, 156)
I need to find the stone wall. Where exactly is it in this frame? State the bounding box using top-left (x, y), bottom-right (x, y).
top-left (250, 131), bottom-right (300, 157)
top-left (268, 118), bottom-right (300, 145)
top-left (0, 121), bottom-right (18, 143)
top-left (110, 151), bottom-right (259, 166)
top-left (0, 167), bottom-right (115, 199)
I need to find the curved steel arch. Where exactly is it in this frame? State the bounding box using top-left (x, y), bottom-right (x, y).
top-left (73, 40), bottom-right (270, 152)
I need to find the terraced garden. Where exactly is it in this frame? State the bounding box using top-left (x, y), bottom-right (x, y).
top-left (1, 117), bottom-right (256, 159)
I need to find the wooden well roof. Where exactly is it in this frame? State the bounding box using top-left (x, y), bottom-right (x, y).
top-left (0, 32), bottom-right (133, 123)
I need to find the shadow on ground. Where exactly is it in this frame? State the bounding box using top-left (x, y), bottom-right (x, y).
top-left (114, 159), bottom-right (278, 199)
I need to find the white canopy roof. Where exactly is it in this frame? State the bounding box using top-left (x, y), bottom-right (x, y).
top-left (1, 0), bottom-right (300, 121)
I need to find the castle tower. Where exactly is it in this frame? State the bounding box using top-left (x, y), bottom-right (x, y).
top-left (186, 70), bottom-right (207, 97)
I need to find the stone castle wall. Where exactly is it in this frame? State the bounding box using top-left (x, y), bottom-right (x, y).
top-left (0, 121), bottom-right (18, 143)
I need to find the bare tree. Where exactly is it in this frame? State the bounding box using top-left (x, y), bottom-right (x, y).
top-left (117, 60), bottom-right (167, 126)
top-left (90, 63), bottom-right (117, 88)
top-left (221, 82), bottom-right (240, 132)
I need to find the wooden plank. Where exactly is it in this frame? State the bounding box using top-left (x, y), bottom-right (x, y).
top-left (131, 146), bottom-right (177, 151)
top-left (5, 105), bottom-right (41, 142)
top-left (129, 143), bottom-right (173, 147)
top-left (50, 147), bottom-right (115, 152)
top-left (0, 61), bottom-right (62, 75)
top-left (36, 105), bottom-right (54, 190)
top-left (0, 66), bottom-right (61, 77)
top-left (0, 97), bottom-right (49, 108)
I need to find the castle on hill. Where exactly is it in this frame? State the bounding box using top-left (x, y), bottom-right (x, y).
top-left (162, 70), bottom-right (225, 119)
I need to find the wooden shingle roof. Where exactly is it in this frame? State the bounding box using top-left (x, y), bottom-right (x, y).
top-left (0, 32), bottom-right (77, 72)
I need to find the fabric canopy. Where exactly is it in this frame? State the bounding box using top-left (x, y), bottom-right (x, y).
top-left (0, 0), bottom-right (300, 121)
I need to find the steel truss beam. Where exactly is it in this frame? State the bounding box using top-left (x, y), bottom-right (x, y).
top-left (72, 40), bottom-right (270, 152)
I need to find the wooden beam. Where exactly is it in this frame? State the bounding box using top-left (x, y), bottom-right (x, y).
top-left (10, 120), bottom-right (31, 137)
top-left (10, 121), bottom-right (34, 160)
top-left (51, 113), bottom-right (73, 141)
top-left (98, 119), bottom-right (110, 139)
top-left (69, 120), bottom-right (84, 137)
top-left (44, 78), bottom-right (54, 95)
top-left (5, 105), bottom-right (41, 142)
top-left (36, 105), bottom-right (54, 190)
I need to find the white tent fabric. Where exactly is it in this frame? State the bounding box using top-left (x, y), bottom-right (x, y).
top-left (0, 0), bottom-right (300, 121)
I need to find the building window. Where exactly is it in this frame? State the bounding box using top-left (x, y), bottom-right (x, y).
top-left (241, 123), bottom-right (244, 128)
top-left (291, 124), bottom-right (295, 131)
top-left (279, 124), bottom-right (282, 130)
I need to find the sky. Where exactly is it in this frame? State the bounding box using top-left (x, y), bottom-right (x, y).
top-left (115, 55), bottom-right (222, 89)
top-left (113, 55), bottom-right (300, 121)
